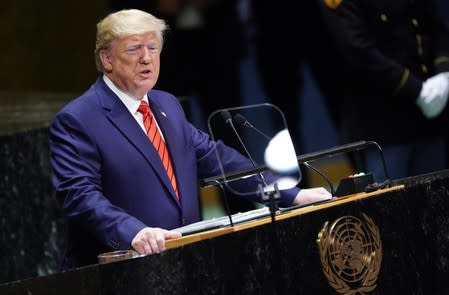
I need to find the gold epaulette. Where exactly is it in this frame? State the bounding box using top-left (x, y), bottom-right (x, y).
top-left (324, 0), bottom-right (343, 9)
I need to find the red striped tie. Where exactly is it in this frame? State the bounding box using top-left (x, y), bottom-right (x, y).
top-left (138, 100), bottom-right (179, 200)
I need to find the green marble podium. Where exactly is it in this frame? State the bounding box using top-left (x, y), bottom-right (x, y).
top-left (1, 170), bottom-right (449, 294)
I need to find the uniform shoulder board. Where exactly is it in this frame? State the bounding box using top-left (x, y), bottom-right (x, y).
top-left (324, 0), bottom-right (342, 9)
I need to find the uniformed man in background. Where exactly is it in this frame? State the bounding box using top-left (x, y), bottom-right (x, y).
top-left (317, 0), bottom-right (449, 181)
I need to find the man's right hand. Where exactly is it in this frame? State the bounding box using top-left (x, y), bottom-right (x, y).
top-left (292, 187), bottom-right (332, 206)
top-left (131, 227), bottom-right (182, 255)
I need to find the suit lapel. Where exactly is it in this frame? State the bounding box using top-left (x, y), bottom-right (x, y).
top-left (94, 79), bottom-right (180, 205)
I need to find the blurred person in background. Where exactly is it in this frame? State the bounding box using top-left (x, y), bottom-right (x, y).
top-left (316, 0), bottom-right (449, 181)
top-left (251, 0), bottom-right (344, 186)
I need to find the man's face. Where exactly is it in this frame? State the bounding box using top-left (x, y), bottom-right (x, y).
top-left (100, 32), bottom-right (161, 99)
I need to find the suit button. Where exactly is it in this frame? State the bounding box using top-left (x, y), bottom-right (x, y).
top-left (421, 64), bottom-right (428, 73)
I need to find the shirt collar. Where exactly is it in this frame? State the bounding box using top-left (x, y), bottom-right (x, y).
top-left (102, 75), bottom-right (149, 115)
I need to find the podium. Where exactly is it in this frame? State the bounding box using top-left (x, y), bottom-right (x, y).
top-left (1, 170), bottom-right (449, 294)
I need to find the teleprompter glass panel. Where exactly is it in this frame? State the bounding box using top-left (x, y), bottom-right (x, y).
top-left (207, 103), bottom-right (301, 197)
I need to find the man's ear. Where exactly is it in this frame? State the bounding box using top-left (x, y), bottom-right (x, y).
top-left (99, 50), bottom-right (113, 72)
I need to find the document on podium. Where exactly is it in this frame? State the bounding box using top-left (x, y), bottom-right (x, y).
top-left (174, 207), bottom-right (271, 235)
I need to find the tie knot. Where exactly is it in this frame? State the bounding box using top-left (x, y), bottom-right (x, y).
top-left (137, 100), bottom-right (151, 116)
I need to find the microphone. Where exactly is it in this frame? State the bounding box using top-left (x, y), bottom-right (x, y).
top-left (220, 111), bottom-right (263, 183)
top-left (233, 113), bottom-right (271, 141)
top-left (220, 110), bottom-right (233, 125)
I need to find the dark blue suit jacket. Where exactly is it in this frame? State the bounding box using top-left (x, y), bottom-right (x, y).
top-left (50, 77), bottom-right (298, 270)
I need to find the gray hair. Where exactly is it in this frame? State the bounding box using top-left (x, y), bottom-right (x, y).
top-left (94, 9), bottom-right (168, 72)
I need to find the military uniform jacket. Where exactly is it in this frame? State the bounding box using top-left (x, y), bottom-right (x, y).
top-left (319, 0), bottom-right (449, 144)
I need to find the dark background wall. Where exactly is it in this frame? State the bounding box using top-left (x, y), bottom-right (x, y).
top-left (0, 0), bottom-right (107, 93)
top-left (0, 0), bottom-right (109, 284)
top-left (0, 128), bottom-right (64, 283)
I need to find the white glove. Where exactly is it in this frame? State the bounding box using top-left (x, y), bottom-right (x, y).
top-left (416, 72), bottom-right (449, 119)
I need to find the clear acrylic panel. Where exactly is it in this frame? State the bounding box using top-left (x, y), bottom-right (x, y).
top-left (207, 103), bottom-right (301, 196)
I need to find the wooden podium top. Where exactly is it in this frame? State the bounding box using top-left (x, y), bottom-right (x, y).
top-left (166, 184), bottom-right (404, 250)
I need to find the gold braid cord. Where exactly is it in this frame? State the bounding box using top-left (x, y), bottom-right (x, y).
top-left (324, 0), bottom-right (343, 9)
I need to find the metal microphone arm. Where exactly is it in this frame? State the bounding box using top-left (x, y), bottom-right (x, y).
top-left (233, 113), bottom-right (271, 141)
top-left (219, 110), bottom-right (278, 222)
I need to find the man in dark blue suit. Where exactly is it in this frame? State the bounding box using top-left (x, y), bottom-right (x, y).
top-left (49, 9), bottom-right (331, 270)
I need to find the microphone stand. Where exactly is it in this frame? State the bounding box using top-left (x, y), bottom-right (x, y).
top-left (259, 183), bottom-right (280, 223)
top-left (303, 162), bottom-right (336, 197)
top-left (221, 110), bottom-right (280, 224)
top-left (213, 180), bottom-right (234, 227)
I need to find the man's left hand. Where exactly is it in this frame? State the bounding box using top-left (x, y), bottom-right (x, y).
top-left (292, 187), bottom-right (332, 206)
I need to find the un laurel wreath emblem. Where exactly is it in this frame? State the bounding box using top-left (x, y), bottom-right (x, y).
top-left (317, 214), bottom-right (382, 295)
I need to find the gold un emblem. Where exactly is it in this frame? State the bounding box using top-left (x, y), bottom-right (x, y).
top-left (317, 214), bottom-right (382, 295)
